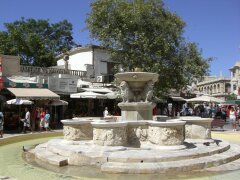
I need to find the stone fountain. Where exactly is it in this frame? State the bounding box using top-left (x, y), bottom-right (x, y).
top-left (33, 70), bottom-right (240, 174)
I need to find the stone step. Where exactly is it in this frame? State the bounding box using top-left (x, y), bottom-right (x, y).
top-left (34, 144), bottom-right (68, 166)
top-left (106, 142), bottom-right (230, 163)
top-left (101, 145), bottom-right (240, 174)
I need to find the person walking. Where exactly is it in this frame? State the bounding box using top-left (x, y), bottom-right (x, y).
top-left (44, 109), bottom-right (51, 131)
top-left (22, 107), bottom-right (32, 133)
top-left (39, 107), bottom-right (45, 131)
top-left (0, 111), bottom-right (4, 138)
top-left (229, 107), bottom-right (237, 132)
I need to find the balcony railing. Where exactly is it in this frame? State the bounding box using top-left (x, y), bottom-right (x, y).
top-left (20, 65), bottom-right (87, 77)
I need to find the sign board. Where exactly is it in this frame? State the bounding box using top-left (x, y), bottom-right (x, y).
top-left (48, 77), bottom-right (77, 93)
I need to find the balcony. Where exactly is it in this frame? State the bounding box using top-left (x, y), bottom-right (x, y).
top-left (20, 65), bottom-right (87, 78)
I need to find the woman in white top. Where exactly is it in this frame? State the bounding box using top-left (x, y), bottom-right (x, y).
top-left (229, 107), bottom-right (237, 131)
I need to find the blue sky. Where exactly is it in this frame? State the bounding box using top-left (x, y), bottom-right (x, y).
top-left (1, 0), bottom-right (239, 77)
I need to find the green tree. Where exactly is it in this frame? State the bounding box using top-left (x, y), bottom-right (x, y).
top-left (0, 18), bottom-right (76, 67)
top-left (86, 0), bottom-right (212, 97)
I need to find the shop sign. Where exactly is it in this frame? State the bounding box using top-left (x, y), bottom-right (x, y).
top-left (48, 77), bottom-right (77, 93)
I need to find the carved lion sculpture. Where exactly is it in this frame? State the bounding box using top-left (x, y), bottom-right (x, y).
top-left (141, 80), bottom-right (154, 102)
top-left (120, 81), bottom-right (134, 102)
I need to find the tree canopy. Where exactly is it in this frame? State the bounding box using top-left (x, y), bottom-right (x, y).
top-left (86, 0), bottom-right (212, 97)
top-left (0, 18), bottom-right (76, 67)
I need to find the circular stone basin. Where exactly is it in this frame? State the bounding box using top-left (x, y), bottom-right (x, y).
top-left (148, 120), bottom-right (186, 146)
top-left (179, 116), bottom-right (213, 123)
top-left (91, 122), bottom-right (128, 146)
top-left (61, 119), bottom-right (92, 125)
top-left (149, 120), bottom-right (186, 126)
top-left (179, 116), bottom-right (213, 139)
top-left (115, 72), bottom-right (159, 90)
top-left (61, 119), bottom-right (94, 141)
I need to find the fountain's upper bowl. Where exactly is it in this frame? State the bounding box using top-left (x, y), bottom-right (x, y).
top-left (115, 72), bottom-right (159, 83)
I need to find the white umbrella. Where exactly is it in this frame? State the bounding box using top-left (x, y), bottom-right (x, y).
top-left (47, 99), bottom-right (68, 125)
top-left (7, 98), bottom-right (33, 105)
top-left (48, 99), bottom-right (68, 106)
top-left (6, 98), bottom-right (33, 132)
top-left (186, 95), bottom-right (225, 103)
top-left (70, 91), bottom-right (107, 99)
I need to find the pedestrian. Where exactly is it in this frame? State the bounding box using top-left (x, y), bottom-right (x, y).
top-left (0, 111), bottom-right (4, 138)
top-left (32, 106), bottom-right (40, 131)
top-left (39, 107), bottom-right (45, 131)
top-left (221, 108), bottom-right (227, 122)
top-left (22, 107), bottom-right (32, 133)
top-left (103, 107), bottom-right (109, 117)
top-left (44, 109), bottom-right (51, 131)
top-left (35, 107), bottom-right (40, 131)
top-left (229, 107), bottom-right (237, 131)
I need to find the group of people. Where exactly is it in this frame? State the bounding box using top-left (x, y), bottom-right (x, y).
top-left (0, 106), bottom-right (51, 137)
top-left (21, 107), bottom-right (51, 133)
top-left (31, 107), bottom-right (51, 132)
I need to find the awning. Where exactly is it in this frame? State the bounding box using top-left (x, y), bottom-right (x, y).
top-left (7, 88), bottom-right (60, 100)
top-left (70, 91), bottom-right (107, 99)
top-left (4, 77), bottom-right (48, 88)
top-left (171, 96), bottom-right (186, 102)
top-left (81, 88), bottom-right (113, 94)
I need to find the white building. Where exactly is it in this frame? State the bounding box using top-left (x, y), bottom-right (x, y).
top-left (56, 45), bottom-right (115, 83)
top-left (229, 61), bottom-right (240, 97)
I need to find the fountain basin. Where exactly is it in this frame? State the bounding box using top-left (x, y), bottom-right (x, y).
top-left (91, 122), bottom-right (128, 146)
top-left (180, 116), bottom-right (213, 139)
top-left (62, 119), bottom-right (187, 146)
top-left (115, 72), bottom-right (159, 82)
top-left (62, 119), bottom-right (93, 140)
top-left (115, 72), bottom-right (159, 92)
top-left (127, 121), bottom-right (149, 146)
top-left (148, 120), bottom-right (186, 145)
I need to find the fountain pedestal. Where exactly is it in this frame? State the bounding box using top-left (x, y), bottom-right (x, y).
top-left (118, 102), bottom-right (153, 121)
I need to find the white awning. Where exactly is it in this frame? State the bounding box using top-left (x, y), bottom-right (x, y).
top-left (81, 88), bottom-right (113, 94)
top-left (171, 96), bottom-right (186, 102)
top-left (70, 91), bottom-right (107, 99)
top-left (7, 88), bottom-right (60, 100)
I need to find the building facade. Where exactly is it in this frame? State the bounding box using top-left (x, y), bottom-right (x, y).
top-left (196, 76), bottom-right (231, 100)
top-left (229, 62), bottom-right (240, 97)
top-left (56, 45), bottom-right (114, 83)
